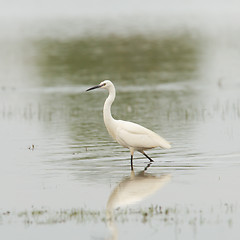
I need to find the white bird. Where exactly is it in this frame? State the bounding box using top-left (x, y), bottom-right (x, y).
top-left (86, 80), bottom-right (171, 170)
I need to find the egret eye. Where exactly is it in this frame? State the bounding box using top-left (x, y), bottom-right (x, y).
top-left (100, 82), bottom-right (106, 87)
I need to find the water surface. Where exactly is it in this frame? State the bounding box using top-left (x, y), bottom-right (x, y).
top-left (0, 7), bottom-right (240, 240)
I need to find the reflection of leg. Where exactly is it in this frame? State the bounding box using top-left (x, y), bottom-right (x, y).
top-left (144, 162), bottom-right (152, 171)
top-left (141, 151), bottom-right (154, 162)
top-left (131, 155), bottom-right (133, 171)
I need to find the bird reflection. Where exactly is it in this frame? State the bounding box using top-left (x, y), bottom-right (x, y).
top-left (106, 163), bottom-right (171, 240)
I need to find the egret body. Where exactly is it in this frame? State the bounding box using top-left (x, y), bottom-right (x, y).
top-left (86, 80), bottom-right (171, 170)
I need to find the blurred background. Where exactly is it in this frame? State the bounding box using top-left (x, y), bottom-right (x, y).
top-left (0, 1), bottom-right (240, 240)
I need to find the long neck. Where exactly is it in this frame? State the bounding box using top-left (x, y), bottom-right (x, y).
top-left (103, 85), bottom-right (116, 124)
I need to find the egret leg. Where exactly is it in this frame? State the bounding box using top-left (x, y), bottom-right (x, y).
top-left (131, 155), bottom-right (134, 171)
top-left (141, 151), bottom-right (154, 162)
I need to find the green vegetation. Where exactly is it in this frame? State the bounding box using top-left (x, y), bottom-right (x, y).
top-left (35, 33), bottom-right (201, 86)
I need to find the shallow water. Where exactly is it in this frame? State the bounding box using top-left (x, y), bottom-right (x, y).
top-left (1, 4), bottom-right (240, 240)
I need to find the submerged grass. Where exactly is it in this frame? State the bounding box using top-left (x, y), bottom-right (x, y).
top-left (0, 203), bottom-right (238, 227)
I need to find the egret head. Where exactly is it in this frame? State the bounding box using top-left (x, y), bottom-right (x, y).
top-left (86, 80), bottom-right (113, 91)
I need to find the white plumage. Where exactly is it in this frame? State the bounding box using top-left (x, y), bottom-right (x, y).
top-left (115, 120), bottom-right (171, 150)
top-left (86, 80), bottom-right (171, 169)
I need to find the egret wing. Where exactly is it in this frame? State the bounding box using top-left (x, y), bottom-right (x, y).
top-left (116, 120), bottom-right (171, 149)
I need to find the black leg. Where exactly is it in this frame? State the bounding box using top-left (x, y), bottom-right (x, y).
top-left (141, 151), bottom-right (154, 162)
top-left (131, 155), bottom-right (133, 171)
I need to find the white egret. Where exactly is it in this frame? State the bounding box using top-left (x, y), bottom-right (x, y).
top-left (86, 80), bottom-right (171, 170)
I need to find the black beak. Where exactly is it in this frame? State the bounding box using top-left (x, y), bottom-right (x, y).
top-left (86, 83), bottom-right (104, 92)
